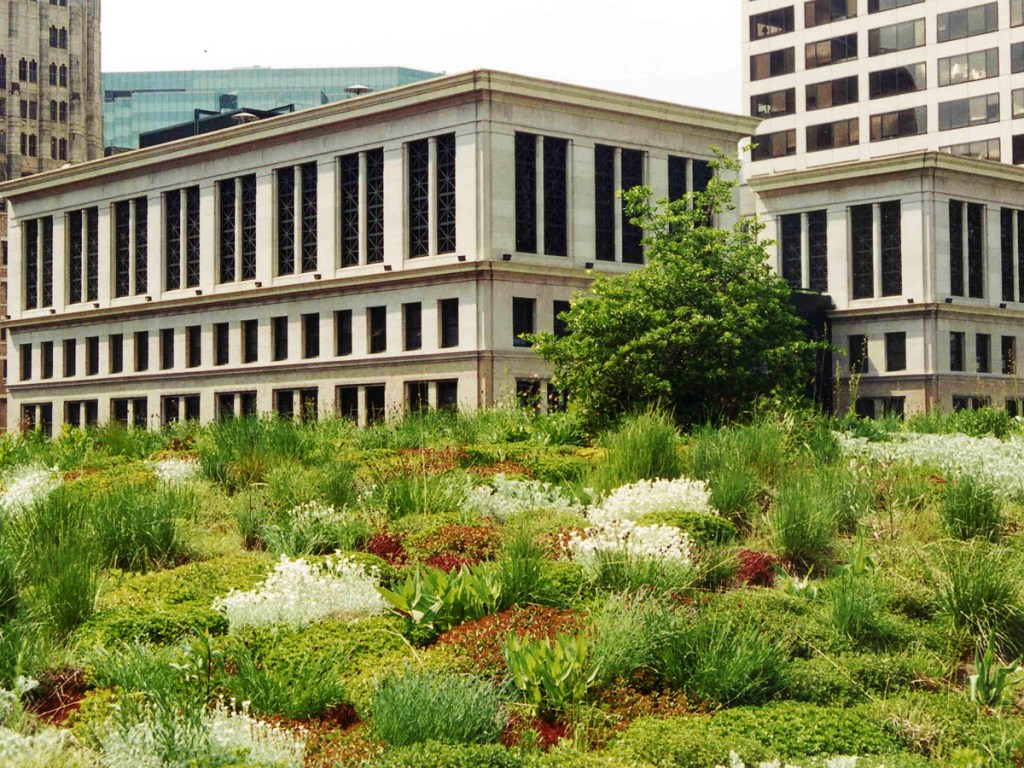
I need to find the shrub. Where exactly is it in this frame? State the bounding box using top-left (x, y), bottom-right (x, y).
top-left (735, 549), bottom-right (779, 587)
top-left (769, 471), bottom-right (836, 570)
top-left (368, 741), bottom-right (525, 768)
top-left (780, 652), bottom-right (936, 706)
top-left (566, 522), bottom-right (694, 593)
top-left (634, 509), bottom-right (736, 545)
top-left (611, 716), bottom-right (767, 768)
top-left (590, 410), bottom-right (683, 495)
top-left (938, 476), bottom-right (1003, 541)
top-left (658, 609), bottom-right (784, 706)
top-left (372, 669), bottom-right (505, 747)
top-left (90, 483), bottom-right (192, 573)
top-left (223, 643), bottom-right (349, 720)
top-left (503, 632), bottom-right (597, 717)
top-left (405, 524), bottom-right (502, 564)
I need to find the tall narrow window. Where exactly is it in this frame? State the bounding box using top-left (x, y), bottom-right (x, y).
top-left (115, 201), bottom-right (131, 298)
top-left (408, 139), bottom-right (430, 257)
top-left (242, 320), bottom-right (258, 364)
top-left (885, 332), bottom-right (906, 372)
top-left (1002, 335), bottom-right (1017, 374)
top-left (439, 298), bottom-right (459, 348)
top-left (86, 336), bottom-right (100, 376)
top-left (403, 302), bottom-right (422, 351)
top-left (851, 204), bottom-right (874, 300)
top-left (335, 310), bottom-right (352, 357)
top-left (302, 313), bottom-right (320, 359)
top-left (950, 331), bottom-right (965, 371)
top-left (215, 323), bottom-right (230, 366)
top-left (368, 306), bottom-right (387, 354)
top-left (436, 133), bottom-right (457, 254)
top-left (186, 326), bottom-right (201, 368)
top-left (135, 331), bottom-right (149, 372)
top-left (24, 219), bottom-right (40, 310)
top-left (544, 137), bottom-right (569, 257)
top-left (165, 191), bottom-right (182, 290)
top-left (20, 344), bottom-right (32, 381)
top-left (967, 203), bottom-right (985, 298)
top-left (300, 162), bottom-right (318, 272)
top-left (881, 201), bottom-right (902, 296)
top-left (339, 153), bottom-right (361, 267)
top-left (218, 178), bottom-right (236, 283)
top-left (976, 333), bottom-right (992, 373)
top-left (272, 316), bottom-right (289, 362)
top-left (110, 334), bottom-right (124, 374)
top-left (1002, 209), bottom-right (1015, 302)
top-left (950, 200), bottom-right (964, 297)
top-left (63, 339), bottom-right (76, 377)
top-left (595, 145), bottom-right (616, 262)
top-left (808, 210), bottom-right (828, 292)
top-left (780, 214), bottom-right (802, 288)
top-left (512, 297), bottom-right (536, 347)
top-left (41, 341), bottom-right (53, 380)
top-left (621, 149), bottom-right (645, 264)
top-left (135, 197), bottom-right (149, 294)
top-left (240, 175), bottom-right (257, 279)
top-left (277, 167), bottom-right (296, 274)
top-left (366, 149), bottom-right (385, 264)
top-left (515, 133), bottom-right (538, 254)
top-left (160, 329), bottom-right (174, 370)
top-left (185, 187), bottom-right (200, 287)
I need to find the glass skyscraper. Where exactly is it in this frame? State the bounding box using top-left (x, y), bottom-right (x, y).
top-left (103, 66), bottom-right (441, 149)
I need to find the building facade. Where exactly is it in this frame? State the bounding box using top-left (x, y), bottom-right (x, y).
top-left (1, 0), bottom-right (104, 427)
top-left (103, 67), bottom-right (442, 151)
top-left (743, 0), bottom-right (1024, 172)
top-left (0, 70), bottom-right (755, 432)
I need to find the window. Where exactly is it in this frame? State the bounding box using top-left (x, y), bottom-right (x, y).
top-left (28, 60), bottom-right (37, 83)
top-left (512, 297), bottom-right (536, 347)
top-left (951, 332), bottom-right (966, 371)
top-left (751, 129), bottom-right (797, 161)
top-left (41, 341), bottom-right (53, 380)
top-left (242, 320), bottom-right (258, 363)
top-left (110, 334), bottom-right (124, 374)
top-left (780, 214), bottom-right (801, 288)
top-left (751, 6), bottom-right (795, 40)
top-left (66, 208), bottom-right (99, 304)
top-left (869, 0), bottom-right (923, 12)
top-left (165, 187), bottom-right (199, 290)
top-left (439, 298), bottom-right (459, 348)
top-left (275, 389), bottom-right (319, 421)
top-left (86, 336), bottom-right (99, 376)
top-left (22, 217), bottom-right (54, 310)
top-left (407, 134), bottom-right (457, 257)
top-left (161, 395), bottom-right (201, 425)
top-left (868, 19), bottom-right (925, 56)
top-left (403, 302), bottom-right (422, 351)
top-left (218, 174), bottom-right (257, 283)
top-left (302, 313), bottom-right (320, 359)
top-left (850, 334), bottom-right (868, 374)
top-left (366, 385), bottom-right (386, 425)
top-left (805, 0), bottom-right (855, 26)
top-left (1015, 0), bottom-right (1024, 26)
top-left (851, 204), bottom-right (875, 300)
top-left (338, 387), bottom-right (359, 422)
top-left (214, 323), bottom-right (230, 366)
top-left (438, 380), bottom-right (459, 411)
top-left (805, 33), bottom-right (858, 69)
top-left (620, 149), bottom-right (645, 264)
top-left (805, 77), bottom-right (857, 111)
top-left (1001, 209), bottom-right (1016, 303)
top-left (880, 200), bottom-right (902, 297)
top-left (406, 381), bottom-right (430, 414)
top-left (750, 48), bottom-right (795, 81)
top-left (339, 148), bottom-right (385, 266)
top-left (216, 393), bottom-right (236, 422)
top-left (114, 198), bottom-right (148, 297)
top-left (112, 398), bottom-right (148, 428)
top-left (751, 88), bottom-right (797, 118)
top-left (368, 306), bottom-right (387, 354)
top-left (48, 64), bottom-right (56, 86)
top-left (870, 106), bottom-right (927, 141)
top-left (869, 63), bottom-right (926, 99)
top-left (968, 203), bottom-right (985, 298)
top-left (59, 65), bottom-right (67, 87)
top-left (594, 145), bottom-right (646, 261)
top-left (806, 118), bottom-right (859, 152)
top-left (885, 332), bottom-right (906, 372)
top-left (941, 138), bottom-right (1001, 161)
top-left (19, 344), bottom-right (32, 382)
top-left (135, 331), bottom-right (149, 372)
top-left (779, 211), bottom-right (829, 290)
top-left (940, 49), bottom-right (998, 87)
top-left (185, 326), bottom-right (201, 368)
top-left (939, 94), bottom-right (999, 131)
top-left (1002, 336), bottom-right (1016, 375)
top-left (937, 4), bottom-right (998, 43)
top-left (276, 162), bottom-right (318, 274)
top-left (335, 310), bottom-right (352, 356)
top-left (514, 134), bottom-right (570, 256)
top-left (63, 339), bottom-right (76, 377)
top-left (554, 300), bottom-right (571, 338)
top-left (160, 328), bottom-right (174, 370)
top-left (272, 316), bottom-right (289, 361)
top-left (976, 333), bottom-right (991, 373)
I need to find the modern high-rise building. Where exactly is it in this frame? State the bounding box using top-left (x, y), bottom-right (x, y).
top-left (743, 0), bottom-right (1024, 172)
top-left (102, 67), bottom-right (442, 151)
top-left (1, 0), bottom-right (104, 427)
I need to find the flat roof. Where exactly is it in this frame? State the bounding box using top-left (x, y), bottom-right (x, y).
top-left (2, 69), bottom-right (760, 200)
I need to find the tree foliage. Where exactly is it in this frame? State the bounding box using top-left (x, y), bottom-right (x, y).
top-left (531, 155), bottom-right (819, 425)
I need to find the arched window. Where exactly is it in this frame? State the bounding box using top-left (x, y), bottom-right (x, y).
top-left (59, 65), bottom-right (67, 87)
top-left (0, 132), bottom-right (6, 154)
top-left (59, 29), bottom-right (68, 49)
top-left (18, 59), bottom-right (27, 81)
top-left (20, 133), bottom-right (27, 155)
top-left (48, 63), bottom-right (57, 85)
top-left (59, 138), bottom-right (67, 160)
top-left (49, 100), bottom-right (57, 121)
top-left (49, 26), bottom-right (58, 47)
top-left (28, 61), bottom-right (37, 83)
top-left (50, 137), bottom-right (57, 160)
top-left (28, 135), bottom-right (37, 157)
top-left (59, 102), bottom-right (67, 122)
top-left (0, 56), bottom-right (6, 89)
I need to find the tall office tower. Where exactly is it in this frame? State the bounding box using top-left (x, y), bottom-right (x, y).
top-left (743, 0), bottom-right (1024, 172)
top-left (0, 0), bottom-right (103, 427)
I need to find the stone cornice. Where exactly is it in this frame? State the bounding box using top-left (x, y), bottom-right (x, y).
top-left (829, 302), bottom-right (1024, 324)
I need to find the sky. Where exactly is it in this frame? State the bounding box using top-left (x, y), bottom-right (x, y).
top-left (101, 0), bottom-right (744, 114)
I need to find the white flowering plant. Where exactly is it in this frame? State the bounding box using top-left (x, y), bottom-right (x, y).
top-left (150, 457), bottom-right (201, 485)
top-left (718, 754), bottom-right (874, 768)
top-left (261, 501), bottom-right (370, 556)
top-left (589, 477), bottom-right (714, 527)
top-left (0, 465), bottom-right (61, 516)
top-left (464, 473), bottom-right (584, 522)
top-left (213, 553), bottom-right (386, 629)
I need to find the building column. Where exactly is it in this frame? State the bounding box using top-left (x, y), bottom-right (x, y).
top-left (565, 140), bottom-right (575, 261)
top-left (1014, 210), bottom-right (1021, 304)
top-left (800, 212), bottom-right (811, 290)
top-left (536, 134), bottom-right (545, 255)
top-left (613, 147), bottom-right (623, 262)
top-left (685, 158), bottom-right (694, 211)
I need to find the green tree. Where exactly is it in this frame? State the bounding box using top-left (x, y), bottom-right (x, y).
top-left (531, 155), bottom-right (818, 425)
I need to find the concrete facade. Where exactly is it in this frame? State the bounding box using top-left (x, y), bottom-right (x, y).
top-left (0, 70), bottom-right (756, 432)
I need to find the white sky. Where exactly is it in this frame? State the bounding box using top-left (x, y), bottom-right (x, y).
top-left (101, 0), bottom-right (743, 114)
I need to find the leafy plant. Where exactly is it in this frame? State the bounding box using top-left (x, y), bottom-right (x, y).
top-left (378, 565), bottom-right (502, 633)
top-left (372, 668), bottom-right (505, 747)
top-left (969, 634), bottom-right (1022, 708)
top-left (502, 632), bottom-right (597, 717)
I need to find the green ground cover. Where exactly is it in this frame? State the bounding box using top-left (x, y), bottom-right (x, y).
top-left (0, 407), bottom-right (1021, 768)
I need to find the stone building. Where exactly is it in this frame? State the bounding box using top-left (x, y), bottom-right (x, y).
top-left (1, 0), bottom-right (104, 427)
top-left (0, 70), bottom-right (756, 432)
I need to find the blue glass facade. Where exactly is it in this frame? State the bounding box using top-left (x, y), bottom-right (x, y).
top-left (103, 67), bottom-right (441, 149)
